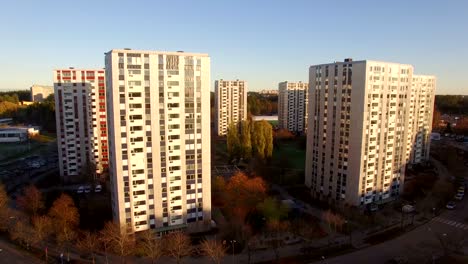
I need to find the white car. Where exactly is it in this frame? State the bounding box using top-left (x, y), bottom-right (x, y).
top-left (446, 201), bottom-right (456, 210)
top-left (77, 186), bottom-right (84, 194)
top-left (94, 184), bottom-right (102, 193)
top-left (454, 193), bottom-right (464, 200)
top-left (84, 185), bottom-right (91, 193)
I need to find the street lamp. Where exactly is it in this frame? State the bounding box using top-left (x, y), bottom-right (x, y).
top-left (344, 220), bottom-right (352, 246)
top-left (230, 240), bottom-right (236, 255)
top-left (223, 240), bottom-right (237, 256)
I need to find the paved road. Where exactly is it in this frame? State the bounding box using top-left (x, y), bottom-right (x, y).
top-left (317, 159), bottom-right (468, 264)
top-left (0, 239), bottom-right (41, 264)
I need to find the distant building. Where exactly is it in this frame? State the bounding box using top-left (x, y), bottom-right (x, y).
top-left (251, 115), bottom-right (278, 122)
top-left (20, 101), bottom-right (34, 106)
top-left (30, 85), bottom-right (54, 102)
top-left (305, 58), bottom-right (435, 207)
top-left (259, 89), bottom-right (278, 95)
top-left (0, 118), bottom-right (13, 126)
top-left (215, 79), bottom-right (248, 135)
top-left (278, 81), bottom-right (308, 133)
top-left (407, 75), bottom-right (436, 164)
top-left (54, 69), bottom-right (108, 182)
top-left (0, 126), bottom-right (39, 143)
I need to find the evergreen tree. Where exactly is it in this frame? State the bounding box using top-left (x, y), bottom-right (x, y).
top-left (263, 120), bottom-right (273, 159)
top-left (227, 122), bottom-right (240, 160)
top-left (252, 121), bottom-right (266, 159)
top-left (240, 120), bottom-right (252, 159)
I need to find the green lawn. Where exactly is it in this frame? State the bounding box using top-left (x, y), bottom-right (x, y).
top-left (0, 137), bottom-right (53, 163)
top-left (273, 141), bottom-right (306, 170)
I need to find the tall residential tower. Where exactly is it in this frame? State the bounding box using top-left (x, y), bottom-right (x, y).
top-left (105, 49), bottom-right (211, 233)
top-left (278, 81), bottom-right (309, 133)
top-left (305, 59), bottom-right (435, 206)
top-left (54, 69), bottom-right (108, 182)
top-left (215, 79), bottom-right (248, 135)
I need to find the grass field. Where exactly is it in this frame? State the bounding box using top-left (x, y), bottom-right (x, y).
top-left (272, 141), bottom-right (306, 170)
top-left (0, 135), bottom-right (56, 162)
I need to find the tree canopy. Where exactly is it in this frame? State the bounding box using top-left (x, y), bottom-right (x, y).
top-left (247, 92), bottom-right (278, 116)
top-left (435, 95), bottom-right (468, 115)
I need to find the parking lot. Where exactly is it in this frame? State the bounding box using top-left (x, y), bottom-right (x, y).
top-left (0, 147), bottom-right (59, 194)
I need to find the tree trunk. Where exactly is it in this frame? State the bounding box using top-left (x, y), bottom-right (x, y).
top-left (104, 244), bottom-right (109, 264)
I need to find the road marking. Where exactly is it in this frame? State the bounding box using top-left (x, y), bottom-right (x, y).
top-left (432, 217), bottom-right (468, 231)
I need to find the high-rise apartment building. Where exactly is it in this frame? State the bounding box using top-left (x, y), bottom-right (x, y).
top-left (31, 84), bottom-right (54, 102)
top-left (54, 69), bottom-right (108, 182)
top-left (407, 75), bottom-right (436, 164)
top-left (215, 79), bottom-right (247, 135)
top-left (278, 81), bottom-right (309, 133)
top-left (305, 59), bottom-right (435, 206)
top-left (105, 49), bottom-right (211, 233)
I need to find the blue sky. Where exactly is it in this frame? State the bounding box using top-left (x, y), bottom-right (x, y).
top-left (0, 0), bottom-right (467, 94)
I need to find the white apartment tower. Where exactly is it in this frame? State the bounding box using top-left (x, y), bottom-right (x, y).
top-left (215, 80), bottom-right (248, 135)
top-left (54, 69), bottom-right (108, 182)
top-left (305, 59), bottom-right (435, 206)
top-left (407, 75), bottom-right (436, 164)
top-left (31, 84), bottom-right (54, 102)
top-left (278, 81), bottom-right (309, 133)
top-left (105, 49), bottom-right (211, 233)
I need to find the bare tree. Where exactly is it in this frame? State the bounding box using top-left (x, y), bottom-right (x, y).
top-left (200, 239), bottom-right (226, 264)
top-left (48, 193), bottom-right (79, 262)
top-left (77, 231), bottom-right (100, 264)
top-left (266, 220), bottom-right (289, 263)
top-left (137, 230), bottom-right (164, 264)
top-left (17, 185), bottom-right (44, 218)
top-left (101, 221), bottom-right (135, 263)
top-left (164, 231), bottom-right (193, 264)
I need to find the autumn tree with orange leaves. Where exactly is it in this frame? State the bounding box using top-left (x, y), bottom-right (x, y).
top-left (224, 172), bottom-right (267, 223)
top-left (17, 185), bottom-right (44, 219)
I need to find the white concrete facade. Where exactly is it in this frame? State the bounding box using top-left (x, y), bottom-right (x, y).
top-left (278, 81), bottom-right (308, 133)
top-left (105, 49), bottom-right (211, 233)
top-left (54, 69), bottom-right (108, 182)
top-left (407, 75), bottom-right (435, 164)
top-left (215, 80), bottom-right (248, 136)
top-left (31, 84), bottom-right (54, 102)
top-left (305, 59), bottom-right (435, 206)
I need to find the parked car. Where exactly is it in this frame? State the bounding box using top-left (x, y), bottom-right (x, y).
top-left (454, 193), bottom-right (464, 201)
top-left (77, 186), bottom-right (85, 194)
top-left (458, 186), bottom-right (465, 192)
top-left (94, 184), bottom-right (102, 193)
top-left (84, 185), bottom-right (91, 193)
top-left (446, 201), bottom-right (456, 210)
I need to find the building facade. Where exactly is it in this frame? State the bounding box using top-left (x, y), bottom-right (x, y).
top-left (215, 80), bottom-right (248, 136)
top-left (407, 75), bottom-right (436, 164)
top-left (259, 89), bottom-right (278, 95)
top-left (31, 84), bottom-right (54, 102)
top-left (105, 49), bottom-right (211, 233)
top-left (278, 81), bottom-right (309, 133)
top-left (305, 59), bottom-right (435, 206)
top-left (54, 69), bottom-right (108, 182)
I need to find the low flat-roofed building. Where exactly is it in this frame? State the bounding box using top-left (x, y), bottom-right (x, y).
top-left (0, 127), bottom-right (39, 143)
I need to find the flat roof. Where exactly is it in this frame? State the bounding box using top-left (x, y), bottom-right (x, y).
top-left (107, 49), bottom-right (209, 57)
top-left (310, 60), bottom-right (413, 68)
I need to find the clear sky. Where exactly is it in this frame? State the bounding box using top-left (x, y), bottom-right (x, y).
top-left (0, 0), bottom-right (467, 94)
